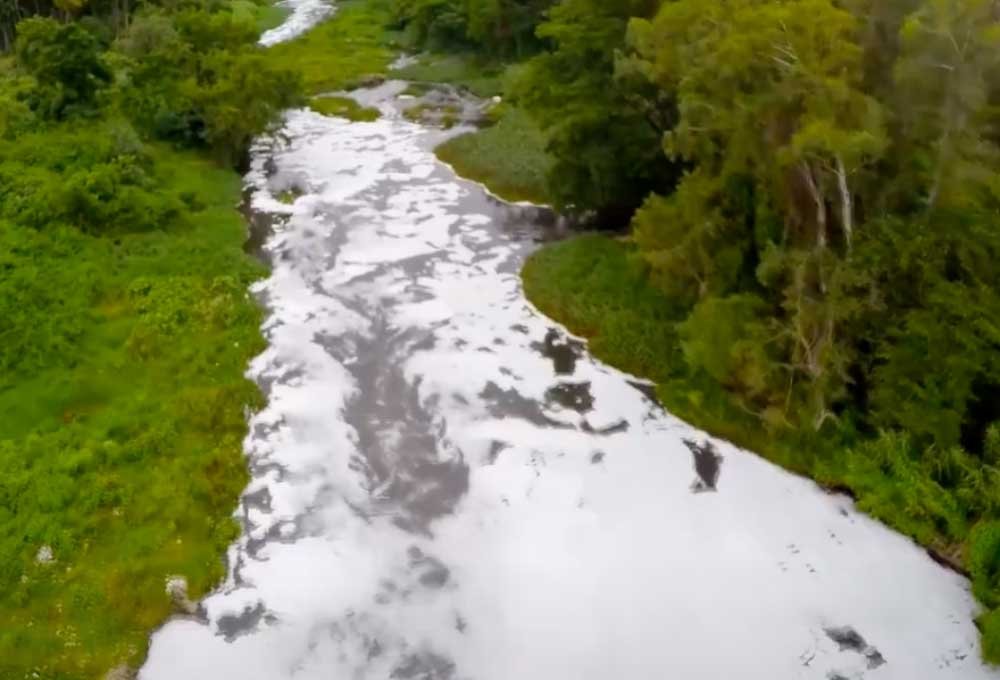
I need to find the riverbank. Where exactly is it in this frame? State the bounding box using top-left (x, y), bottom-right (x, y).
top-left (521, 233), bottom-right (1000, 661)
top-left (0, 4), bottom-right (406, 675)
top-left (266, 0), bottom-right (396, 93)
top-left (0, 3), bottom-right (297, 676)
top-left (0, 144), bottom-right (264, 677)
top-left (435, 107), bottom-right (553, 205)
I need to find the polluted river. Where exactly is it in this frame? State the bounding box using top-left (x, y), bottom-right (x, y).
top-left (140, 4), bottom-right (1000, 679)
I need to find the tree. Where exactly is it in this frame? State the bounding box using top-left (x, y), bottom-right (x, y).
top-left (15, 17), bottom-right (110, 119)
top-left (514, 0), bottom-right (674, 223)
top-left (894, 0), bottom-right (1000, 212)
top-left (116, 9), bottom-right (302, 165)
top-left (627, 0), bottom-right (888, 427)
top-left (186, 50), bottom-right (302, 166)
top-left (466, 0), bottom-right (554, 57)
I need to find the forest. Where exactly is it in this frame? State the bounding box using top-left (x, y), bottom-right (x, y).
top-left (388, 0), bottom-right (1000, 660)
top-left (3, 0), bottom-right (1000, 675)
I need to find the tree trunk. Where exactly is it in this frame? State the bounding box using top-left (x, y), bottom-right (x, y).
top-left (800, 161), bottom-right (827, 250)
top-left (834, 154), bottom-right (853, 252)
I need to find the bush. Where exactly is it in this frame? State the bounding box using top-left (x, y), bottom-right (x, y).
top-left (678, 294), bottom-right (780, 412)
top-left (970, 521), bottom-right (1000, 607)
top-left (15, 17), bottom-right (111, 119)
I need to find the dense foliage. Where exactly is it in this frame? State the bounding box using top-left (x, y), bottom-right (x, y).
top-left (389, 0), bottom-right (554, 56)
top-left (512, 0), bottom-right (675, 220)
top-left (508, 0), bottom-right (1000, 660)
top-left (392, 0), bottom-right (677, 220)
top-left (0, 0), bottom-right (299, 676)
top-left (436, 106), bottom-right (553, 203)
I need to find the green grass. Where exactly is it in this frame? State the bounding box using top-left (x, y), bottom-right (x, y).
top-left (311, 95), bottom-right (380, 121)
top-left (0, 146), bottom-right (265, 678)
top-left (392, 53), bottom-right (506, 97)
top-left (267, 0), bottom-right (397, 94)
top-left (522, 236), bottom-right (678, 377)
top-left (436, 107), bottom-right (554, 204)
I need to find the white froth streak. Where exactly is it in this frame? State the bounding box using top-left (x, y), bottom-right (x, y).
top-left (258, 0), bottom-right (334, 47)
top-left (138, 6), bottom-right (1000, 680)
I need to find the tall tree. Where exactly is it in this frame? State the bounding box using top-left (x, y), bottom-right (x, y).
top-left (628, 0), bottom-right (887, 427)
top-left (894, 0), bottom-right (1000, 212)
top-left (514, 0), bottom-right (673, 223)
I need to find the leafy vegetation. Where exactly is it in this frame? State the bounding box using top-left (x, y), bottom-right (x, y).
top-left (311, 94), bottom-right (381, 121)
top-left (512, 0), bottom-right (674, 222)
top-left (388, 0), bottom-right (552, 57)
top-left (0, 144), bottom-right (263, 679)
top-left (390, 0), bottom-right (673, 222)
top-left (0, 0), bottom-right (302, 676)
top-left (231, 0), bottom-right (290, 32)
top-left (437, 107), bottom-right (552, 204)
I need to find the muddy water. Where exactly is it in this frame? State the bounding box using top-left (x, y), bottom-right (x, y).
top-left (141, 9), bottom-right (1000, 680)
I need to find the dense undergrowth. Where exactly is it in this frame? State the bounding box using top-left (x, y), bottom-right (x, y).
top-left (0, 0), bottom-right (299, 676)
top-left (0, 142), bottom-right (264, 678)
top-left (436, 107), bottom-right (552, 204)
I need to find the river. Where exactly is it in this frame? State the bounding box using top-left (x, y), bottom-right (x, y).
top-left (139, 4), bottom-right (1000, 679)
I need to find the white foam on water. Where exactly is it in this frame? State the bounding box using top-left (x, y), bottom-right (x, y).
top-left (258, 0), bottom-right (334, 47)
top-left (141, 11), bottom-right (1000, 678)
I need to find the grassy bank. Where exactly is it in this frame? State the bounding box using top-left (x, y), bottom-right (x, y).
top-left (522, 234), bottom-right (848, 474)
top-left (0, 143), bottom-right (264, 677)
top-left (388, 54), bottom-right (554, 205)
top-left (231, 0), bottom-right (290, 32)
top-left (436, 107), bottom-right (552, 205)
top-left (268, 0), bottom-right (397, 94)
top-left (522, 234), bottom-right (1000, 657)
top-left (522, 236), bottom-right (954, 532)
top-left (311, 95), bottom-right (381, 122)
top-left (0, 3), bottom-right (410, 675)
